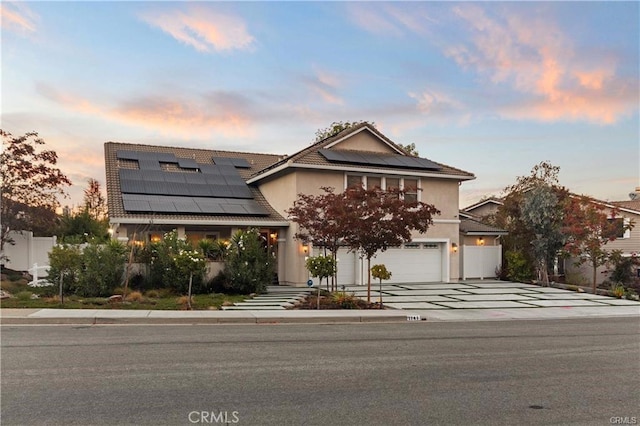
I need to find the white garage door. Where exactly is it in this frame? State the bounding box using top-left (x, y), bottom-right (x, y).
top-left (375, 243), bottom-right (443, 283)
top-left (314, 243), bottom-right (443, 285)
top-left (312, 248), bottom-right (357, 286)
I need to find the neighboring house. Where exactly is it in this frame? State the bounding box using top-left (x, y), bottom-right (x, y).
top-left (564, 194), bottom-right (640, 285)
top-left (104, 123), bottom-right (476, 286)
top-left (461, 191), bottom-right (640, 284)
top-left (461, 197), bottom-right (503, 221)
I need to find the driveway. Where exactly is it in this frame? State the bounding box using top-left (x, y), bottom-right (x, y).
top-left (344, 280), bottom-right (640, 321)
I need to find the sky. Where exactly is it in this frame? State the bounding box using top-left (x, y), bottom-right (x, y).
top-left (2, 1), bottom-right (639, 210)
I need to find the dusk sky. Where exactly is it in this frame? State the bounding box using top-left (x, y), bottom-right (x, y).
top-left (2, 1), bottom-right (638, 209)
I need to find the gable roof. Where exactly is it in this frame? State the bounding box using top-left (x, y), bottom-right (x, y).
top-left (459, 217), bottom-right (508, 236)
top-left (247, 123), bottom-right (475, 184)
top-left (612, 199), bottom-right (640, 214)
top-left (104, 142), bottom-right (288, 226)
top-left (462, 197), bottom-right (504, 212)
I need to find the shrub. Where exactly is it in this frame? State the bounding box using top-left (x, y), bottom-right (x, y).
top-left (76, 239), bottom-right (127, 297)
top-left (145, 290), bottom-right (160, 299)
top-left (126, 291), bottom-right (144, 302)
top-left (48, 244), bottom-right (83, 294)
top-left (148, 230), bottom-right (206, 294)
top-left (16, 291), bottom-right (33, 301)
top-left (611, 284), bottom-right (625, 299)
top-left (505, 250), bottom-right (533, 282)
top-left (332, 292), bottom-right (358, 309)
top-left (224, 229), bottom-right (274, 294)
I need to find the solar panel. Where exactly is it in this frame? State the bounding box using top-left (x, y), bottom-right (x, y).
top-left (222, 204), bottom-right (248, 215)
top-left (140, 170), bottom-right (166, 182)
top-left (138, 159), bottom-right (160, 170)
top-left (178, 158), bottom-right (198, 169)
top-left (120, 179), bottom-right (146, 193)
top-left (144, 181), bottom-right (169, 195)
top-left (163, 173), bottom-right (187, 183)
top-left (117, 150), bottom-right (140, 160)
top-left (189, 184), bottom-right (213, 197)
top-left (318, 149), bottom-right (442, 171)
top-left (184, 174), bottom-right (207, 185)
top-left (122, 199), bottom-right (151, 211)
top-left (148, 201), bottom-right (178, 213)
top-left (213, 157), bottom-right (251, 169)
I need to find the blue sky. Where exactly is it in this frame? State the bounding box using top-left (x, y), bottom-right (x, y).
top-left (2, 1), bottom-right (638, 208)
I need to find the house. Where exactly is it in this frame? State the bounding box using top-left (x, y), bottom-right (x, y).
top-left (104, 123), bottom-right (477, 286)
top-left (461, 190), bottom-right (640, 284)
top-left (564, 192), bottom-right (640, 285)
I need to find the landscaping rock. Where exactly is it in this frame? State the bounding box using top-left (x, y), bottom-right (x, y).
top-left (108, 295), bottom-right (123, 303)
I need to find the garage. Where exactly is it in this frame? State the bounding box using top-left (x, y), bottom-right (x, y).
top-left (320, 242), bottom-right (446, 285)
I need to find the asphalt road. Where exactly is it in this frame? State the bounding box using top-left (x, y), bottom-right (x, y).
top-left (1, 319), bottom-right (639, 426)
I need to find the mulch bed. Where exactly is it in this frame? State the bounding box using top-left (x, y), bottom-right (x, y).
top-left (294, 294), bottom-right (384, 310)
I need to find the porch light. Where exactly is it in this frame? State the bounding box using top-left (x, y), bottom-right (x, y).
top-left (302, 244), bottom-right (309, 254)
top-left (270, 232), bottom-right (277, 243)
top-left (477, 237), bottom-right (485, 246)
top-left (451, 242), bottom-right (458, 253)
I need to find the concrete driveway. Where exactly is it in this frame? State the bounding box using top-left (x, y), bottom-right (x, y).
top-left (345, 280), bottom-right (640, 321)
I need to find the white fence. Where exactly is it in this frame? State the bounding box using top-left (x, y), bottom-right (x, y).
top-left (461, 245), bottom-right (502, 280)
top-left (1, 231), bottom-right (57, 272)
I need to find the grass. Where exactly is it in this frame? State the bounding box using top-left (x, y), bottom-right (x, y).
top-left (1, 273), bottom-right (247, 310)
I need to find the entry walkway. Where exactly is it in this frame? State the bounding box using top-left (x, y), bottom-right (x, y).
top-left (344, 280), bottom-right (640, 321)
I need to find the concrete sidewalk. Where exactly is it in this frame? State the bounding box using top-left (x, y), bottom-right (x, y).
top-left (0, 308), bottom-right (414, 325)
top-left (1, 304), bottom-right (638, 324)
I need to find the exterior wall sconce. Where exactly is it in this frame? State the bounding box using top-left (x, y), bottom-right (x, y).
top-left (451, 242), bottom-right (458, 253)
top-left (270, 232), bottom-right (278, 243)
top-left (477, 237), bottom-right (485, 246)
top-left (302, 244), bottom-right (309, 254)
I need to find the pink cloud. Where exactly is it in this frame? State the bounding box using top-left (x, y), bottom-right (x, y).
top-left (447, 5), bottom-right (637, 124)
top-left (302, 68), bottom-right (344, 105)
top-left (1, 2), bottom-right (38, 34)
top-left (36, 83), bottom-right (256, 138)
top-left (347, 3), bottom-right (436, 37)
top-left (141, 6), bottom-right (254, 52)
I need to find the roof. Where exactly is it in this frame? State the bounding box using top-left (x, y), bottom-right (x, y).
top-left (248, 122), bottom-right (475, 184)
top-left (462, 197), bottom-right (504, 212)
top-left (104, 142), bottom-right (289, 226)
top-left (459, 218), bottom-right (508, 235)
top-left (612, 199), bottom-right (640, 213)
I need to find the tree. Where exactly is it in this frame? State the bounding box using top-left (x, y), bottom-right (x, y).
top-left (1, 130), bottom-right (71, 259)
top-left (83, 178), bottom-right (107, 221)
top-left (563, 196), bottom-right (633, 294)
top-left (397, 143), bottom-right (419, 156)
top-left (371, 264), bottom-right (392, 307)
top-left (340, 186), bottom-right (439, 302)
top-left (286, 187), bottom-right (350, 291)
top-left (520, 185), bottom-right (566, 285)
top-left (496, 161), bottom-right (565, 281)
top-left (314, 120), bottom-right (374, 142)
top-left (173, 247), bottom-right (206, 310)
top-left (58, 209), bottom-right (109, 243)
top-left (305, 255), bottom-right (337, 309)
top-left (224, 228), bottom-right (275, 294)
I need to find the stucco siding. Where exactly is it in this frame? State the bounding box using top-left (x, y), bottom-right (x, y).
top-left (421, 179), bottom-right (459, 220)
top-left (333, 130), bottom-right (396, 153)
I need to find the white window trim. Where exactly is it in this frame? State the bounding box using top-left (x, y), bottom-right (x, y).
top-left (344, 174), bottom-right (422, 201)
top-left (623, 218), bottom-right (631, 239)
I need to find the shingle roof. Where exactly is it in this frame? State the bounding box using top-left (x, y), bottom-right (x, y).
top-left (459, 218), bottom-right (508, 235)
top-left (612, 199), bottom-right (640, 213)
top-left (104, 142), bottom-right (288, 224)
top-left (251, 122), bottom-right (475, 181)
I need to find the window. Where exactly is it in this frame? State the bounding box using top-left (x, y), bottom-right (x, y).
top-left (403, 179), bottom-right (418, 203)
top-left (385, 177), bottom-right (400, 191)
top-left (367, 176), bottom-right (382, 189)
top-left (404, 243), bottom-right (421, 249)
top-left (347, 175), bottom-right (363, 188)
top-left (606, 218), bottom-right (630, 239)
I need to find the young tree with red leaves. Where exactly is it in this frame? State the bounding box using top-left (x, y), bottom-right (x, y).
top-left (563, 196), bottom-right (634, 294)
top-left (340, 186), bottom-right (440, 302)
top-left (1, 130), bottom-right (71, 260)
top-left (286, 187), bottom-right (349, 291)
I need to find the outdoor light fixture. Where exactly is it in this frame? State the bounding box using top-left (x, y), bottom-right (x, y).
top-left (302, 244), bottom-right (309, 254)
top-left (451, 242), bottom-right (458, 253)
top-left (478, 237), bottom-right (485, 246)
